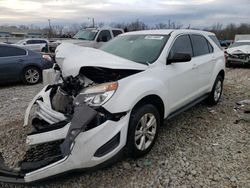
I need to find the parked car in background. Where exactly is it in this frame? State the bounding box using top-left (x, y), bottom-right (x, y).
top-left (13, 38), bottom-right (49, 52)
top-left (225, 40), bottom-right (250, 67)
top-left (46, 28), bottom-right (124, 53)
top-left (0, 29), bottom-right (225, 183)
top-left (0, 44), bottom-right (53, 84)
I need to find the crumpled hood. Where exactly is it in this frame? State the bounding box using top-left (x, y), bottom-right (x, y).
top-left (227, 45), bottom-right (250, 54)
top-left (55, 43), bottom-right (147, 78)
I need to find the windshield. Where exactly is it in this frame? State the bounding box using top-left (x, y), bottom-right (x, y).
top-left (228, 42), bottom-right (250, 48)
top-left (100, 34), bottom-right (169, 64)
top-left (73, 30), bottom-right (98, 41)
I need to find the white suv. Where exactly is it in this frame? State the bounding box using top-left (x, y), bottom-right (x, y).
top-left (14, 38), bottom-right (48, 52)
top-left (0, 29), bottom-right (225, 183)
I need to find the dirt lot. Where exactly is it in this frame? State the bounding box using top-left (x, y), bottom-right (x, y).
top-left (0, 68), bottom-right (249, 188)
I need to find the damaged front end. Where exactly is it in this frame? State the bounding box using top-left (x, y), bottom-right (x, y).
top-left (0, 47), bottom-right (144, 183)
top-left (226, 45), bottom-right (250, 65)
top-left (227, 53), bottom-right (250, 65)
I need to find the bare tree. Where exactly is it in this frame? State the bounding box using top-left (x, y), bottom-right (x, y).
top-left (97, 22), bottom-right (105, 28)
top-left (52, 25), bottom-right (64, 36)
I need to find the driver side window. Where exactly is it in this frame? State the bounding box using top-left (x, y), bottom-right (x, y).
top-left (97, 30), bottom-right (112, 42)
top-left (169, 35), bottom-right (193, 59)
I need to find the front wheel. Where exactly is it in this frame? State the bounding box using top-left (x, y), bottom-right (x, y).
top-left (126, 104), bottom-right (160, 158)
top-left (207, 75), bottom-right (223, 105)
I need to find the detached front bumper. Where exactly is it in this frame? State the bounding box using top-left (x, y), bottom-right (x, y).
top-left (0, 86), bottom-right (130, 184)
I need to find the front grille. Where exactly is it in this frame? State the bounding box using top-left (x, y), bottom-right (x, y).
top-left (20, 140), bottom-right (64, 172)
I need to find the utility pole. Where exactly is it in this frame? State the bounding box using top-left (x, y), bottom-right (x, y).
top-left (92, 18), bottom-right (95, 28)
top-left (88, 17), bottom-right (95, 28)
top-left (48, 19), bottom-right (52, 38)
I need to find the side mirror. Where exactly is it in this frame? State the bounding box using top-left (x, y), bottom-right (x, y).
top-left (23, 42), bottom-right (26, 45)
top-left (167, 52), bottom-right (192, 65)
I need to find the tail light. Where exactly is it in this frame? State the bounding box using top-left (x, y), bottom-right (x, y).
top-left (42, 54), bottom-right (52, 62)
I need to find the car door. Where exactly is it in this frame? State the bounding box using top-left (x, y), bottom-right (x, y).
top-left (165, 34), bottom-right (200, 112)
top-left (0, 45), bottom-right (27, 81)
top-left (190, 34), bottom-right (214, 94)
top-left (25, 40), bottom-right (35, 51)
top-left (94, 30), bottom-right (112, 48)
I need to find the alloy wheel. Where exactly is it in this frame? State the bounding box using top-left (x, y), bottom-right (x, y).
top-left (214, 80), bottom-right (222, 102)
top-left (25, 68), bottom-right (40, 84)
top-left (134, 113), bottom-right (157, 151)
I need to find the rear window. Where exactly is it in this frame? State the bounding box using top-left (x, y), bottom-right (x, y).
top-left (209, 35), bottom-right (222, 49)
top-left (0, 46), bottom-right (27, 57)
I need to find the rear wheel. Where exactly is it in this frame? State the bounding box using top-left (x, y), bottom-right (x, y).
top-left (126, 104), bottom-right (160, 158)
top-left (207, 75), bottom-right (223, 105)
top-left (22, 66), bottom-right (41, 85)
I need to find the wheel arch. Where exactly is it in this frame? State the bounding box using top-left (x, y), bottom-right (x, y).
top-left (131, 94), bottom-right (165, 125)
top-left (218, 69), bottom-right (225, 81)
top-left (22, 64), bottom-right (42, 74)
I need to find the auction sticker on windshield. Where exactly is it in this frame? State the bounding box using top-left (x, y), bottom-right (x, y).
top-left (145, 36), bottom-right (164, 40)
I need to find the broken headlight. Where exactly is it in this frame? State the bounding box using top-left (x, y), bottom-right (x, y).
top-left (78, 82), bottom-right (118, 106)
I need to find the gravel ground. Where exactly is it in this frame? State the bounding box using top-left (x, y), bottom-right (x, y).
top-left (0, 68), bottom-right (249, 188)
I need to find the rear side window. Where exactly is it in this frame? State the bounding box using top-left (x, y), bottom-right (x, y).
top-left (0, 46), bottom-right (27, 57)
top-left (26, 40), bottom-right (35, 44)
top-left (112, 30), bottom-right (123, 37)
top-left (169, 35), bottom-right (193, 58)
top-left (190, 35), bottom-right (210, 57)
top-left (209, 35), bottom-right (222, 49)
top-left (38, 40), bottom-right (47, 44)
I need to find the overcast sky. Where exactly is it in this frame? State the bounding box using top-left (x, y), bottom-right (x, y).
top-left (0, 0), bottom-right (249, 28)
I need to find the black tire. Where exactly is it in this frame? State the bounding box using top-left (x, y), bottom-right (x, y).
top-left (126, 104), bottom-right (160, 158)
top-left (22, 66), bottom-right (42, 85)
top-left (207, 75), bottom-right (223, 105)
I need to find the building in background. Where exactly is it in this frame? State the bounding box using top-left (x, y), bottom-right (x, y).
top-left (0, 27), bottom-right (47, 43)
top-left (0, 27), bottom-right (46, 38)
